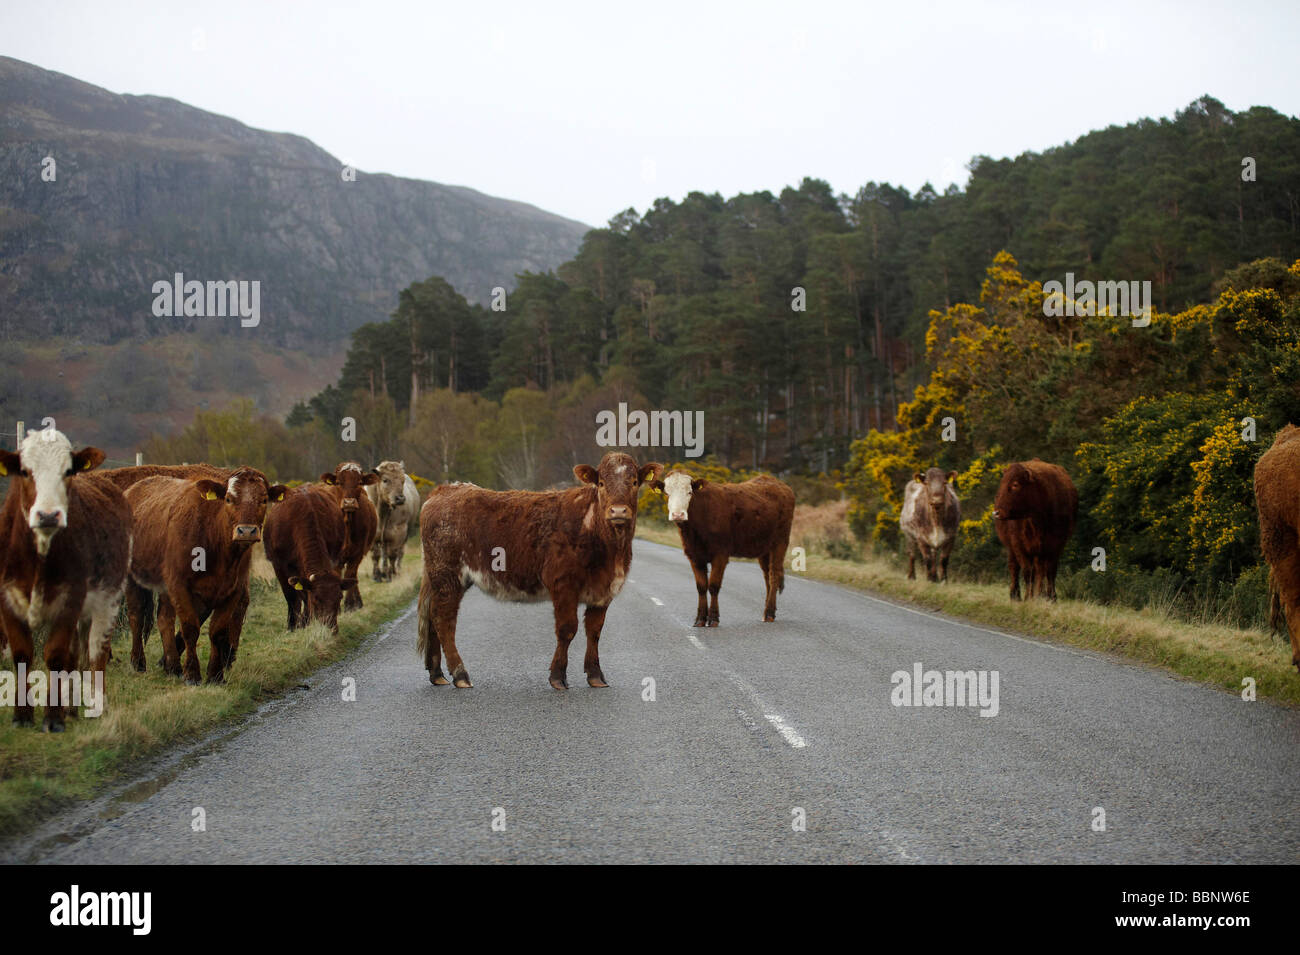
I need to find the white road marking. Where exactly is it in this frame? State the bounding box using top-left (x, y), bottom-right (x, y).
top-left (650, 596), bottom-right (664, 606)
top-left (685, 632), bottom-right (706, 650)
top-left (728, 673), bottom-right (807, 749)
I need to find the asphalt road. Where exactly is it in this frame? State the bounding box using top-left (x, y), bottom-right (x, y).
top-left (10, 539), bottom-right (1300, 863)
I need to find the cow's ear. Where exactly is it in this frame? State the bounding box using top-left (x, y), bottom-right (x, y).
top-left (195, 479), bottom-right (227, 501)
top-left (267, 484), bottom-right (289, 503)
top-left (913, 472), bottom-right (924, 483)
top-left (650, 479), bottom-right (665, 492)
top-left (320, 472), bottom-right (338, 485)
top-left (638, 462), bottom-right (663, 485)
top-left (71, 447), bottom-right (106, 473)
top-left (691, 479), bottom-right (706, 492)
top-left (0, 450), bottom-right (20, 476)
top-left (288, 575), bottom-right (311, 592)
top-left (946, 471), bottom-right (958, 486)
top-left (573, 464), bottom-right (599, 485)
top-left (361, 471), bottom-right (379, 486)
top-left (340, 577), bottom-right (359, 591)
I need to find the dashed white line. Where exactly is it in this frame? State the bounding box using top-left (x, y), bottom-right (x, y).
top-left (685, 632), bottom-right (707, 650)
top-left (650, 596), bottom-right (664, 606)
top-left (762, 710), bottom-right (807, 748)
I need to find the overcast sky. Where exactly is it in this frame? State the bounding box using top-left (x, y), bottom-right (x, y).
top-left (3, 0), bottom-right (1297, 227)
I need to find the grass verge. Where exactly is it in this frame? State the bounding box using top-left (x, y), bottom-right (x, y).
top-left (635, 521), bottom-right (1299, 706)
top-left (0, 540), bottom-right (421, 842)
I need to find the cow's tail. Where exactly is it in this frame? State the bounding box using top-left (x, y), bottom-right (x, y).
top-left (1268, 570), bottom-right (1286, 638)
top-left (416, 575), bottom-right (434, 667)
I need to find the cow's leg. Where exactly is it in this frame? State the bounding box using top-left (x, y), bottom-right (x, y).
top-left (1273, 550), bottom-right (1300, 671)
top-left (1007, 551), bottom-right (1022, 601)
top-left (906, 540), bottom-right (917, 580)
top-left (417, 575), bottom-right (448, 685)
top-left (206, 590), bottom-right (249, 683)
top-left (2, 607), bottom-right (35, 726)
top-left (82, 589), bottom-right (119, 717)
top-left (42, 611), bottom-right (81, 733)
top-left (766, 537), bottom-right (788, 622)
top-left (169, 593), bottom-right (205, 685)
top-left (548, 592), bottom-right (580, 690)
top-left (582, 604), bottom-right (610, 687)
top-left (1043, 554), bottom-right (1061, 601)
top-left (759, 554), bottom-right (774, 621)
top-left (276, 575), bottom-right (303, 631)
top-left (156, 595), bottom-right (183, 676)
top-left (690, 556), bottom-right (710, 627)
top-left (706, 555), bottom-right (729, 627)
top-left (125, 581), bottom-right (154, 672)
top-left (343, 555), bottom-right (364, 611)
top-left (371, 540), bottom-right (383, 582)
top-left (430, 573), bottom-right (469, 687)
top-left (940, 541), bottom-right (953, 583)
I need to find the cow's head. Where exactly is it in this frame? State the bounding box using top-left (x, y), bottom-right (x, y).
top-left (653, 469), bottom-right (704, 524)
top-left (321, 462), bottom-right (376, 515)
top-left (992, 462), bottom-right (1035, 521)
top-left (371, 461), bottom-right (408, 508)
top-left (287, 572), bottom-right (357, 633)
top-left (0, 429), bottom-right (104, 556)
top-left (574, 453), bottom-right (661, 531)
top-left (194, 467), bottom-right (288, 545)
top-left (914, 468), bottom-right (957, 515)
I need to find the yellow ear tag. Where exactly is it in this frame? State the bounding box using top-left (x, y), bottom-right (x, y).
top-left (293, 582), bottom-right (304, 590)
top-left (0, 463), bottom-right (7, 476)
top-left (204, 490), bottom-right (219, 500)
top-left (83, 459), bottom-right (93, 470)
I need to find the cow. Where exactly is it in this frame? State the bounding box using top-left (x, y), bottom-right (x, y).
top-left (123, 468), bottom-right (286, 683)
top-left (99, 463), bottom-right (230, 491)
top-left (652, 471), bottom-right (795, 627)
top-left (0, 429), bottom-right (131, 731)
top-left (417, 452), bottom-right (662, 690)
top-left (319, 462), bottom-right (377, 611)
top-left (992, 459), bottom-right (1078, 601)
top-left (365, 461), bottom-right (419, 582)
top-left (901, 468), bottom-right (960, 582)
top-left (1254, 424), bottom-right (1300, 672)
top-left (263, 484), bottom-right (361, 633)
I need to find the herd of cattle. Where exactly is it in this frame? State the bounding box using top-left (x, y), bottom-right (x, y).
top-left (1, 424), bottom-right (1299, 731)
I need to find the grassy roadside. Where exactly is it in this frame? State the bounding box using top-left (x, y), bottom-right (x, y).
top-left (0, 539), bottom-right (421, 842)
top-left (635, 522), bottom-right (1300, 707)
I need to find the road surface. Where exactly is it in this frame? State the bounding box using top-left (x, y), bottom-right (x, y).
top-left (9, 539), bottom-right (1300, 863)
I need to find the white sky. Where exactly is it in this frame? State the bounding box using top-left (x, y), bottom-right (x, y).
top-left (3, 0), bottom-right (1297, 227)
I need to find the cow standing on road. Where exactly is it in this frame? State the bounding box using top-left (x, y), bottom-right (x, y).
top-left (124, 468), bottom-right (286, 683)
top-left (992, 460), bottom-right (1077, 601)
top-left (263, 484), bottom-right (361, 633)
top-left (1254, 424), bottom-right (1300, 672)
top-left (901, 468), bottom-right (960, 582)
top-left (366, 461), bottom-right (419, 582)
top-left (0, 430), bottom-right (131, 731)
top-left (417, 452), bottom-right (661, 690)
top-left (654, 471), bottom-right (795, 626)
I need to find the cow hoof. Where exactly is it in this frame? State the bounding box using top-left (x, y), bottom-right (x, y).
top-left (692, 618), bottom-right (707, 627)
top-left (549, 675), bottom-right (568, 690)
top-left (706, 619), bottom-right (719, 628)
top-left (453, 678), bottom-right (473, 689)
top-left (587, 673), bottom-right (608, 688)
top-left (132, 658), bottom-right (145, 673)
top-left (13, 713), bottom-right (34, 727)
top-left (763, 613), bottom-right (775, 622)
top-left (430, 671), bottom-right (449, 686)
top-left (184, 675), bottom-right (201, 686)
top-left (42, 717), bottom-right (65, 733)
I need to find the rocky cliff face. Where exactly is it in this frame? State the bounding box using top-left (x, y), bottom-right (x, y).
top-left (0, 56), bottom-right (590, 348)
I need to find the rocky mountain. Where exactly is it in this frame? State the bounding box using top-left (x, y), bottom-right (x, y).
top-left (0, 56), bottom-right (590, 349)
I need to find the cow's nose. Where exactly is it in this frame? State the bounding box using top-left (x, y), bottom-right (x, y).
top-left (393, 496), bottom-right (404, 506)
top-left (232, 524), bottom-right (261, 542)
top-left (669, 511), bottom-right (687, 522)
top-left (341, 498), bottom-right (358, 512)
top-left (608, 505), bottom-right (631, 523)
top-left (35, 510), bottom-right (63, 528)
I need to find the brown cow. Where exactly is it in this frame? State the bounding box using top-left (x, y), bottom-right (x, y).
top-left (124, 468), bottom-right (287, 683)
top-left (0, 429), bottom-right (131, 731)
top-left (319, 462), bottom-right (377, 610)
top-left (365, 461), bottom-right (419, 582)
top-left (653, 471), bottom-right (795, 626)
top-left (263, 484), bottom-right (360, 633)
top-left (1255, 424), bottom-right (1300, 671)
top-left (992, 459), bottom-right (1078, 601)
top-left (418, 452), bottom-right (662, 690)
top-left (901, 468), bottom-right (960, 582)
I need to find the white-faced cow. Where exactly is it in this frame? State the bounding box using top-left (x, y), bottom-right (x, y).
top-left (418, 452), bottom-right (661, 690)
top-left (0, 429), bottom-right (131, 731)
top-left (900, 468), bottom-right (960, 582)
top-left (365, 461), bottom-right (419, 582)
top-left (653, 471), bottom-right (795, 626)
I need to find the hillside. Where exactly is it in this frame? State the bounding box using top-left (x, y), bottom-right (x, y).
top-left (0, 56), bottom-right (590, 349)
